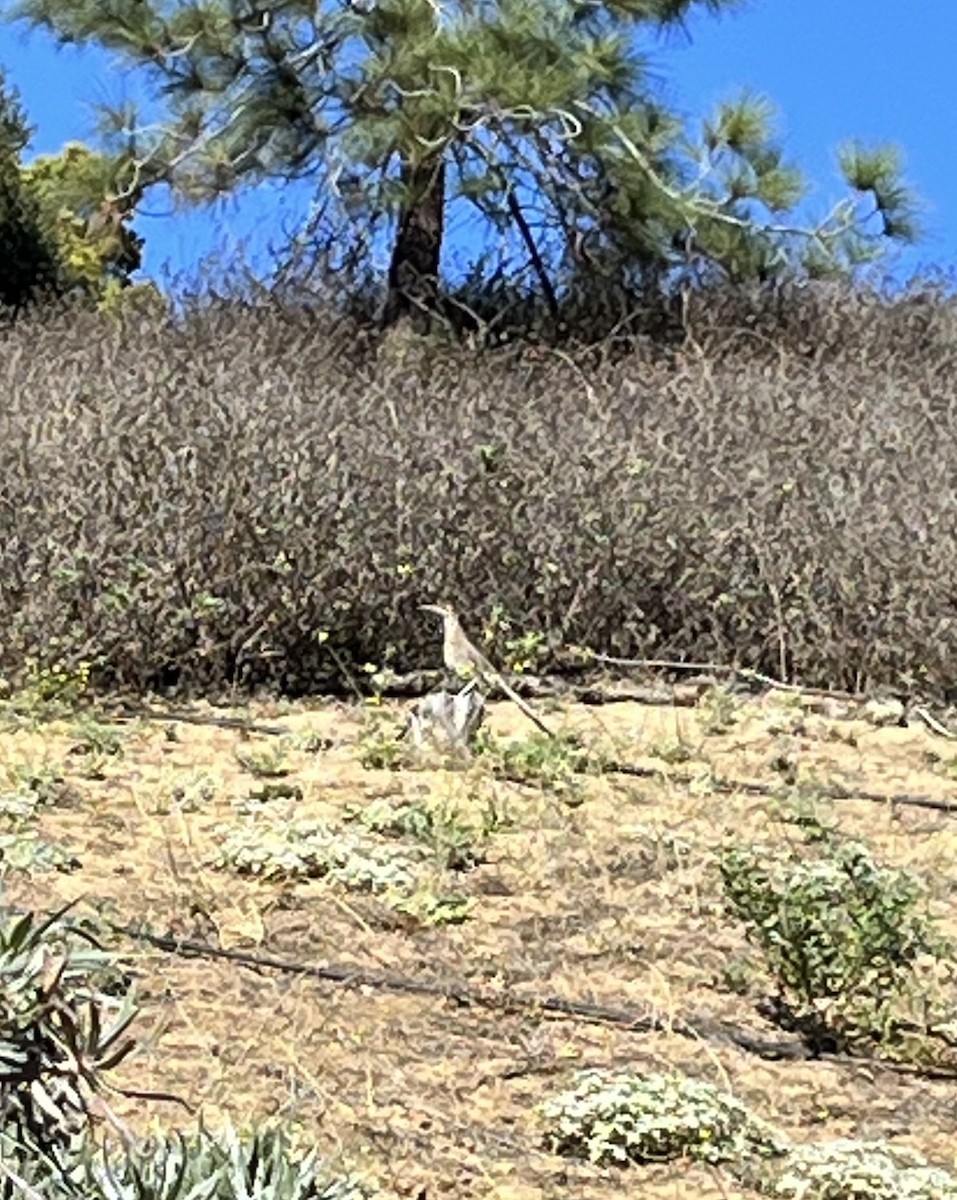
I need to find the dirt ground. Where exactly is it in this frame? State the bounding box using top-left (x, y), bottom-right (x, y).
top-left (5, 687), bottom-right (957, 1198)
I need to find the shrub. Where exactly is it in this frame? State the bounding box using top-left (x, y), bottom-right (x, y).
top-left (770, 1138), bottom-right (957, 1200)
top-left (720, 834), bottom-right (943, 1047)
top-left (56, 1123), bottom-right (369, 1200)
top-left (0, 896), bottom-right (370, 1200)
top-left (539, 1069), bottom-right (783, 1167)
top-left (2, 281), bottom-right (957, 699)
top-left (0, 899), bottom-right (136, 1176)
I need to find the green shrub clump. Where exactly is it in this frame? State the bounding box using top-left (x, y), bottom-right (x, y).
top-left (720, 834), bottom-right (944, 1047)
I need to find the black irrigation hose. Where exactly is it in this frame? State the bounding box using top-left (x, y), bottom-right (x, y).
top-left (594, 760), bottom-right (957, 815)
top-left (105, 921), bottom-right (957, 1081)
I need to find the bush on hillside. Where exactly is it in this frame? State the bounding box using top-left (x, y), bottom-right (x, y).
top-left (721, 834), bottom-right (945, 1049)
top-left (1, 279), bottom-right (956, 699)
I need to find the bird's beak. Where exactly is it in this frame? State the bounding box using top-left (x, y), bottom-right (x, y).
top-left (419, 604), bottom-right (444, 616)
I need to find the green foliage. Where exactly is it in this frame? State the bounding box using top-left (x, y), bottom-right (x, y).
top-left (838, 142), bottom-right (920, 241)
top-left (358, 714), bottom-right (410, 770)
top-left (696, 685), bottom-right (740, 734)
top-left (213, 815), bottom-right (422, 890)
top-left (540, 1070), bottom-right (957, 1197)
top-left (0, 65), bottom-right (147, 312)
top-left (0, 66), bottom-right (57, 309)
top-left (10, 1121), bottom-right (369, 1199)
top-left (57, 1123), bottom-right (369, 1200)
top-left (351, 795), bottom-right (502, 870)
top-left (22, 141), bottom-right (144, 304)
top-left (540, 1069), bottom-right (784, 1167)
top-left (2, 655), bottom-right (94, 722)
top-left (7, 0), bottom-right (920, 327)
top-left (647, 733), bottom-right (696, 764)
top-left (214, 805), bottom-right (484, 923)
top-left (1, 760), bottom-right (69, 814)
top-left (0, 901), bottom-right (136, 1171)
top-left (68, 716), bottom-right (126, 760)
top-left (770, 1139), bottom-right (957, 1200)
top-left (234, 740), bottom-right (294, 779)
top-left (720, 834), bottom-right (943, 1046)
top-left (482, 604), bottom-right (550, 674)
top-left (0, 829), bottom-right (80, 874)
top-left (390, 888), bottom-right (474, 926)
top-left (479, 730), bottom-right (592, 802)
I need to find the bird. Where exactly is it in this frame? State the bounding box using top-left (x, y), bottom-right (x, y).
top-left (419, 603), bottom-right (555, 738)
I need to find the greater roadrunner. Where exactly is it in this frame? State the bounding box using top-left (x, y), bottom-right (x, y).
top-left (420, 603), bottom-right (555, 738)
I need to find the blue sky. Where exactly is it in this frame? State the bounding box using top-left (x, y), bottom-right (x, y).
top-left (1, 0), bottom-right (954, 289)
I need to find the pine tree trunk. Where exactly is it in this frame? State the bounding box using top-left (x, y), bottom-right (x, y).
top-left (381, 154), bottom-right (445, 332)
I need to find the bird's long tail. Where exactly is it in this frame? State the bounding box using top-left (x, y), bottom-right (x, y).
top-left (483, 665), bottom-right (555, 739)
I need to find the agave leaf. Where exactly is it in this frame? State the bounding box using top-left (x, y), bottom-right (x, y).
top-left (40, 951), bottom-right (69, 996)
top-left (2, 909), bottom-right (39, 956)
top-left (28, 1077), bottom-right (66, 1123)
top-left (97, 1036), bottom-right (137, 1073)
top-left (28, 899), bottom-right (80, 948)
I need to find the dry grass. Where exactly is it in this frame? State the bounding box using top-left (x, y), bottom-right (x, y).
top-left (3, 689), bottom-right (957, 1197)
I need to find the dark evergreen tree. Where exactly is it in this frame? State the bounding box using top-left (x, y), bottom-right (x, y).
top-left (0, 68), bottom-right (56, 309)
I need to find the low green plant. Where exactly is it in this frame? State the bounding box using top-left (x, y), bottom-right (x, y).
top-left (540, 1070), bottom-right (783, 1168)
top-left (697, 685), bottom-right (740, 735)
top-left (358, 715), bottom-right (409, 770)
top-left (0, 829), bottom-right (80, 874)
top-left (68, 716), bottom-right (125, 759)
top-left (769, 1138), bottom-right (957, 1200)
top-left (391, 888), bottom-right (474, 926)
top-left (0, 900), bottom-right (137, 1174)
top-left (718, 955), bottom-right (762, 997)
top-left (478, 731), bottom-right (592, 802)
top-left (720, 834), bottom-right (944, 1047)
top-left (292, 730), bottom-right (335, 755)
top-left (234, 741), bottom-right (294, 779)
top-left (0, 760), bottom-right (72, 823)
top-left (0, 788), bottom-right (42, 822)
top-left (0, 869), bottom-right (365, 1199)
top-left (540, 1070), bottom-right (957, 1198)
top-left (247, 782), bottom-right (305, 805)
top-left (6, 760), bottom-right (69, 808)
top-left (1, 655), bottom-right (95, 721)
top-left (164, 773), bottom-right (218, 814)
top-left (14, 1119), bottom-right (370, 1199)
top-left (351, 796), bottom-right (501, 869)
top-left (648, 735), bottom-right (696, 765)
top-left (213, 817), bottom-right (421, 892)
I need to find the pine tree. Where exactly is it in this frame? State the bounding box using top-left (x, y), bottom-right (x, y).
top-left (8, 0), bottom-right (920, 331)
top-left (0, 67), bottom-right (57, 309)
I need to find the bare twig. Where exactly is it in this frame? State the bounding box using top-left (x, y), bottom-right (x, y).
top-left (590, 759), bottom-right (957, 816)
top-left (589, 653), bottom-right (865, 702)
top-left (505, 189), bottom-right (560, 325)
